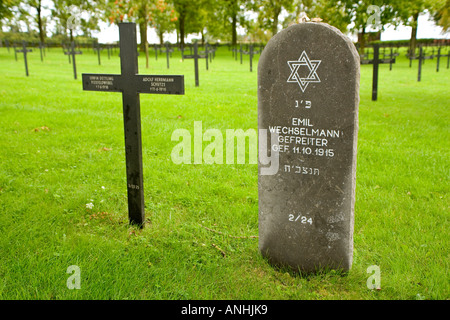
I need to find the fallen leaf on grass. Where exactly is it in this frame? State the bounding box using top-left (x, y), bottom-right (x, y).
top-left (32, 126), bottom-right (50, 132)
top-left (98, 147), bottom-right (113, 152)
top-left (89, 211), bottom-right (110, 220)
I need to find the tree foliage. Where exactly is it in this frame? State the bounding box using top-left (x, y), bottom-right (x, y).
top-left (1, 0), bottom-right (448, 45)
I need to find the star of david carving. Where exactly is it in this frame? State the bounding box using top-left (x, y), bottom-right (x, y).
top-left (287, 51), bottom-right (321, 92)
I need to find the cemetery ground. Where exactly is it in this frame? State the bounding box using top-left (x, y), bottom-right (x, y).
top-left (0, 44), bottom-right (448, 300)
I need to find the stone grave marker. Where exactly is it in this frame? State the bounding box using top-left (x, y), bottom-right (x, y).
top-left (82, 23), bottom-right (185, 226)
top-left (258, 22), bottom-right (360, 273)
top-left (16, 41), bottom-right (32, 77)
top-left (65, 41), bottom-right (82, 80)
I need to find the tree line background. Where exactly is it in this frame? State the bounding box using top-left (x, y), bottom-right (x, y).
top-left (0, 0), bottom-right (448, 54)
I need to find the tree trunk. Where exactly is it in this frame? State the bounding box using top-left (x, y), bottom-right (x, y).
top-left (37, 0), bottom-right (44, 43)
top-left (232, 13), bottom-right (237, 46)
top-left (272, 7), bottom-right (281, 36)
top-left (360, 24), bottom-right (366, 54)
top-left (159, 30), bottom-right (164, 45)
top-left (139, 21), bottom-right (147, 52)
top-left (179, 14), bottom-right (185, 46)
top-left (145, 41), bottom-right (149, 68)
top-left (409, 12), bottom-right (419, 58)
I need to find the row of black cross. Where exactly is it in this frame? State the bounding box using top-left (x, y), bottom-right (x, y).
top-left (4, 39), bottom-right (220, 86)
top-left (231, 44), bottom-right (264, 72)
top-left (408, 46), bottom-right (450, 76)
top-left (360, 43), bottom-right (449, 101)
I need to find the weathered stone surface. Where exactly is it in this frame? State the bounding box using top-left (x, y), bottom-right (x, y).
top-left (258, 22), bottom-right (360, 273)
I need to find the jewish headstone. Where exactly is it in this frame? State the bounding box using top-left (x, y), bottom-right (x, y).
top-left (258, 22), bottom-right (360, 273)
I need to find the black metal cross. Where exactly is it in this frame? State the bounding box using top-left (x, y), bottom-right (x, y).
top-left (161, 43), bottom-right (173, 69)
top-left (106, 45), bottom-right (111, 60)
top-left (64, 41), bottom-right (82, 80)
top-left (240, 44), bottom-right (243, 64)
top-left (232, 45), bottom-right (238, 60)
top-left (16, 41), bottom-right (32, 77)
top-left (381, 47), bottom-right (397, 71)
top-left (93, 42), bottom-right (104, 65)
top-left (434, 47), bottom-right (449, 72)
top-left (38, 42), bottom-right (46, 62)
top-left (198, 44), bottom-right (209, 70)
top-left (13, 43), bottom-right (18, 61)
top-left (242, 44), bottom-right (254, 72)
top-left (409, 47), bottom-right (433, 69)
top-left (5, 39), bottom-right (10, 53)
top-left (416, 46), bottom-right (434, 82)
top-left (361, 44), bottom-right (395, 101)
top-left (180, 44), bottom-right (185, 61)
top-left (183, 42), bottom-right (207, 87)
top-left (82, 23), bottom-right (185, 226)
top-left (154, 44), bottom-right (158, 60)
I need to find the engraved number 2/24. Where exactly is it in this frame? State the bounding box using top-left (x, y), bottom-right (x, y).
top-left (289, 214), bottom-right (313, 224)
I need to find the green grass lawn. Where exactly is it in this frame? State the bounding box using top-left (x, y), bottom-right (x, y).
top-left (0, 43), bottom-right (448, 300)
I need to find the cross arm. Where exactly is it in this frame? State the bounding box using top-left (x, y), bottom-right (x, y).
top-left (378, 58), bottom-right (396, 64)
top-left (65, 50), bottom-right (82, 55)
